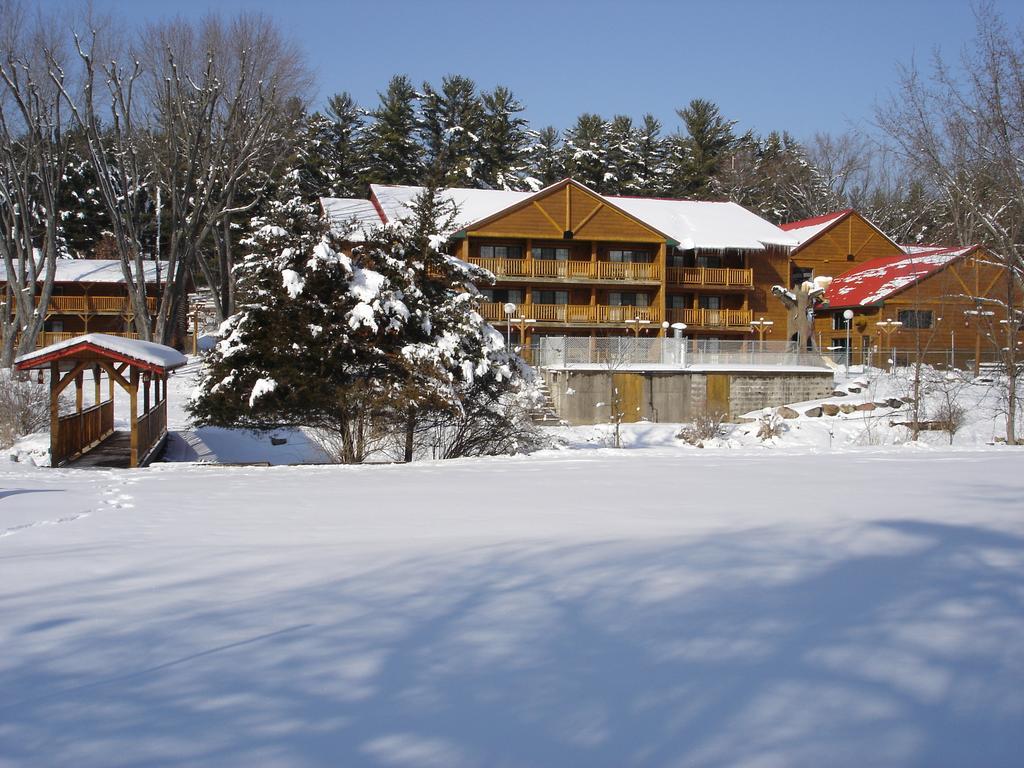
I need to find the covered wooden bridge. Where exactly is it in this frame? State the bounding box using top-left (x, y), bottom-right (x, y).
top-left (14, 333), bottom-right (186, 468)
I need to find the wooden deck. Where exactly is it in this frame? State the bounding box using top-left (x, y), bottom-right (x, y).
top-left (65, 430), bottom-right (166, 469)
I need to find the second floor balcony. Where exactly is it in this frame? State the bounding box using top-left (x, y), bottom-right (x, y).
top-left (35, 295), bottom-right (159, 316)
top-left (468, 256), bottom-right (661, 284)
top-left (667, 307), bottom-right (753, 329)
top-left (666, 266), bottom-right (753, 288)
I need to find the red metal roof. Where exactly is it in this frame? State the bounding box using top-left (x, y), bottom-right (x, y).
top-left (779, 209), bottom-right (852, 232)
top-left (823, 246), bottom-right (977, 309)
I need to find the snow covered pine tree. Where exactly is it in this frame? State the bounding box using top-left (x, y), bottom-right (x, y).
top-left (190, 186), bottom-right (541, 463)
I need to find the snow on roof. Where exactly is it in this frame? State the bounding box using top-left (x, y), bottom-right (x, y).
top-left (779, 209), bottom-right (851, 246)
top-left (370, 184), bottom-right (534, 232)
top-left (900, 243), bottom-right (944, 255)
top-left (319, 197), bottom-right (386, 241)
top-left (824, 246), bottom-right (975, 308)
top-left (369, 181), bottom-right (795, 251)
top-left (0, 259), bottom-right (168, 285)
top-left (608, 195), bottom-right (796, 251)
top-left (15, 333), bottom-right (187, 371)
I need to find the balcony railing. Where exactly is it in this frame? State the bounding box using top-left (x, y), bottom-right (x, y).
top-left (482, 302), bottom-right (661, 324)
top-left (28, 331), bottom-right (141, 349)
top-left (666, 266), bottom-right (753, 288)
top-left (35, 295), bottom-right (158, 315)
top-left (469, 257), bottom-right (660, 283)
top-left (667, 307), bottom-right (753, 329)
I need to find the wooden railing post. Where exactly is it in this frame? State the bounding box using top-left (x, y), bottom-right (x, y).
top-left (129, 367), bottom-right (139, 468)
top-left (75, 372), bottom-right (84, 413)
top-left (49, 361), bottom-right (60, 465)
top-left (93, 365), bottom-right (101, 406)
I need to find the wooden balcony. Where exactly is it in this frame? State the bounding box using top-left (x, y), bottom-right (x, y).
top-left (36, 295), bottom-right (158, 315)
top-left (469, 257), bottom-right (661, 283)
top-left (33, 331), bottom-right (141, 349)
top-left (482, 302), bottom-right (661, 325)
top-left (666, 266), bottom-right (753, 288)
top-left (667, 307), bottom-right (753, 329)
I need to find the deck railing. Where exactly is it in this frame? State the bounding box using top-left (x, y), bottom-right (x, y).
top-left (36, 295), bottom-right (158, 315)
top-left (666, 307), bottom-right (752, 328)
top-left (666, 266), bottom-right (753, 287)
top-left (468, 257), bottom-right (660, 282)
top-left (54, 400), bottom-right (114, 466)
top-left (32, 331), bottom-right (141, 349)
top-left (136, 400), bottom-right (167, 465)
top-left (482, 302), bottom-right (661, 324)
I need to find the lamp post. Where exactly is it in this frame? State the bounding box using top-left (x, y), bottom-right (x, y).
top-left (875, 319), bottom-right (902, 373)
top-left (843, 309), bottom-right (854, 375)
top-left (624, 317), bottom-right (651, 338)
top-left (749, 316), bottom-right (774, 351)
top-left (671, 322), bottom-right (687, 366)
top-left (503, 302), bottom-right (517, 353)
top-left (516, 316), bottom-right (536, 359)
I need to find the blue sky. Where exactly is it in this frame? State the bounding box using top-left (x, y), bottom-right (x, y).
top-left (88, 0), bottom-right (1024, 141)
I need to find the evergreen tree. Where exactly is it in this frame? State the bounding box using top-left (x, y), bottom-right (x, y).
top-left (323, 91), bottom-right (366, 197)
top-left (527, 126), bottom-right (564, 189)
top-left (604, 115), bottom-right (642, 196)
top-left (667, 98), bottom-right (737, 198)
top-left (477, 85), bottom-right (532, 190)
top-left (563, 113), bottom-right (608, 191)
top-left (57, 130), bottom-right (108, 257)
top-left (419, 75), bottom-right (484, 186)
top-left (191, 176), bottom-right (533, 463)
top-left (361, 75), bottom-right (424, 185)
top-left (635, 114), bottom-right (668, 196)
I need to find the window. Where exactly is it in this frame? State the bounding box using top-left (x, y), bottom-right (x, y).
top-left (609, 292), bottom-right (649, 307)
top-left (697, 253), bottom-right (723, 268)
top-left (534, 290), bottom-right (568, 305)
top-left (791, 267), bottom-right (813, 287)
top-left (832, 312), bottom-right (855, 330)
top-left (608, 249), bottom-right (652, 263)
top-left (898, 309), bottom-right (933, 329)
top-left (670, 294), bottom-right (691, 308)
top-left (699, 295), bottom-right (721, 310)
top-left (534, 247), bottom-right (570, 261)
top-left (479, 244), bottom-right (523, 259)
top-left (481, 289), bottom-right (524, 304)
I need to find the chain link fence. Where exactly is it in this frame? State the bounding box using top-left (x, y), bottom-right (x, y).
top-left (533, 337), bottom-right (829, 369)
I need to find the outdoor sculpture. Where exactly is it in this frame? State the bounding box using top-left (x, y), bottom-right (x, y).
top-left (771, 276), bottom-right (832, 350)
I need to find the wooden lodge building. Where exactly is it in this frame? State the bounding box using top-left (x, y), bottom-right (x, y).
top-left (781, 210), bottom-right (1021, 366)
top-left (1, 259), bottom-right (166, 350)
top-left (324, 178), bottom-right (797, 350)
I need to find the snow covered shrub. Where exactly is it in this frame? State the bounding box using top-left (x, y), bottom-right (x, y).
top-left (756, 410), bottom-right (786, 441)
top-left (677, 410), bottom-right (725, 446)
top-left (0, 369), bottom-right (50, 449)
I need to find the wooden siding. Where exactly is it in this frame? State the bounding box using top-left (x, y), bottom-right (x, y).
top-left (792, 212), bottom-right (903, 281)
top-left (815, 250), bottom-right (1021, 362)
top-left (470, 183), bottom-right (664, 243)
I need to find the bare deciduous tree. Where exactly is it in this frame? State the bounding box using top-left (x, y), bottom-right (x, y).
top-left (0, 1), bottom-right (70, 365)
top-left (878, 1), bottom-right (1024, 443)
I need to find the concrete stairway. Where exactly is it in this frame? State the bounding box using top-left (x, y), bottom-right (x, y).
top-left (530, 379), bottom-right (566, 426)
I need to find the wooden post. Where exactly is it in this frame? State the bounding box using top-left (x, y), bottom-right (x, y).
top-left (93, 365), bottom-right (101, 406)
top-left (657, 243), bottom-right (667, 336)
top-left (49, 361), bottom-right (59, 463)
top-left (192, 307), bottom-right (200, 356)
top-left (129, 367), bottom-right (139, 468)
top-left (75, 372), bottom-right (84, 412)
top-left (143, 374), bottom-right (151, 414)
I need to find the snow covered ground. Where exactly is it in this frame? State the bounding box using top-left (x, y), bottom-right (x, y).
top-left (3, 358), bottom-right (1023, 766)
top-left (2, 447), bottom-right (1023, 767)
